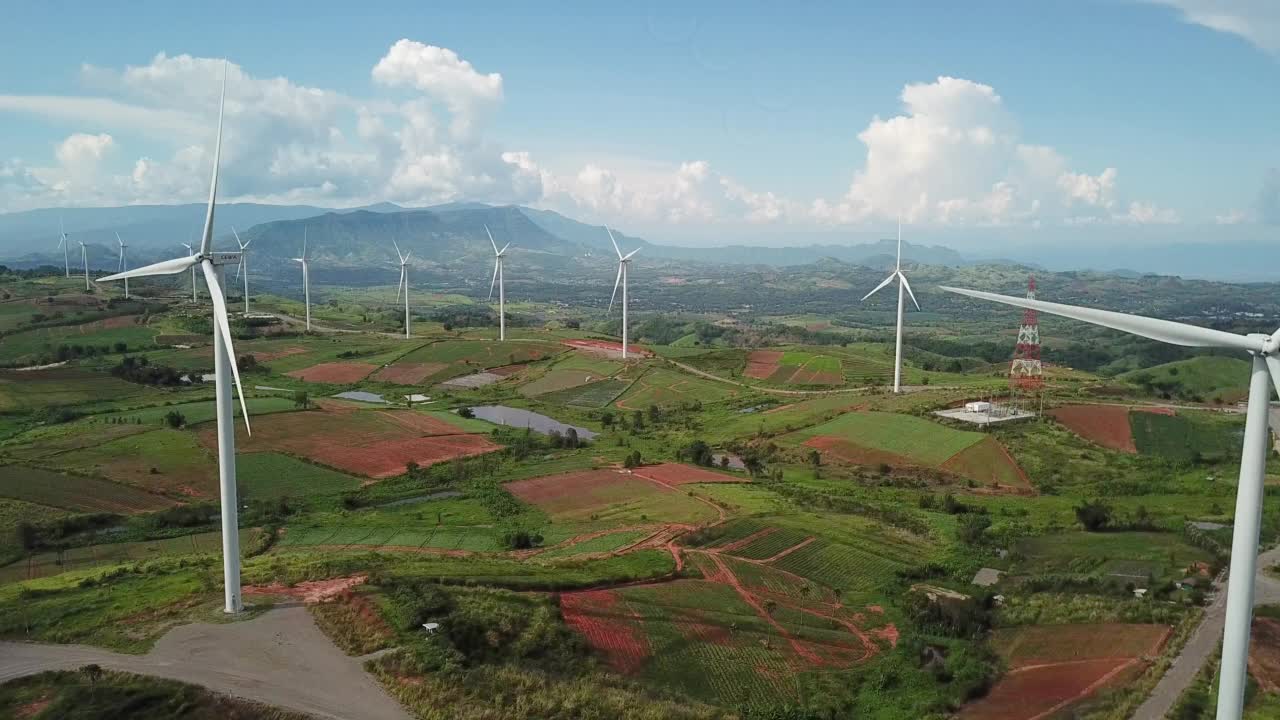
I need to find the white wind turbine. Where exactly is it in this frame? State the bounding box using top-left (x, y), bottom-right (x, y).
top-left (97, 61), bottom-right (250, 614)
top-left (861, 220), bottom-right (919, 393)
top-left (56, 219), bottom-right (70, 277)
top-left (485, 225), bottom-right (510, 342)
top-left (392, 239), bottom-right (411, 339)
top-left (78, 240), bottom-right (89, 291)
top-left (606, 227), bottom-right (640, 360)
top-left (232, 227), bottom-right (251, 315)
top-left (181, 242), bottom-right (199, 302)
top-left (114, 233), bottom-right (129, 299)
top-left (941, 283), bottom-right (1280, 720)
top-left (293, 228), bottom-right (311, 331)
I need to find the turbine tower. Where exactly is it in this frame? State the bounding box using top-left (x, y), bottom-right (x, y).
top-left (294, 228), bottom-right (311, 332)
top-left (232, 227), bottom-right (251, 315)
top-left (115, 233), bottom-right (129, 299)
top-left (486, 225), bottom-right (510, 342)
top-left (606, 227), bottom-right (640, 360)
top-left (56, 219), bottom-right (70, 277)
top-left (940, 283), bottom-right (1280, 720)
top-left (860, 220), bottom-right (919, 392)
top-left (97, 61), bottom-right (251, 614)
top-left (181, 243), bottom-right (198, 302)
top-left (392, 239), bottom-right (411, 339)
top-left (78, 240), bottom-right (89, 291)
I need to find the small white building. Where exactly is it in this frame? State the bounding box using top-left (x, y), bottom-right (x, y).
top-left (964, 401), bottom-right (992, 413)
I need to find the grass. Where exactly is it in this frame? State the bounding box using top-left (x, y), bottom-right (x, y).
top-left (0, 464), bottom-right (175, 513)
top-left (237, 453), bottom-right (362, 501)
top-left (0, 367), bottom-right (160, 412)
top-left (1120, 355), bottom-right (1250, 403)
top-left (539, 529), bottom-right (652, 558)
top-left (615, 368), bottom-right (738, 409)
top-left (1013, 531), bottom-right (1213, 583)
top-left (397, 338), bottom-right (562, 368)
top-left (0, 529), bottom-right (258, 584)
top-left (538, 378), bottom-right (633, 407)
top-left (0, 323), bottom-right (157, 365)
top-left (1130, 410), bottom-right (1244, 463)
top-left (0, 669), bottom-right (311, 719)
top-left (49, 428), bottom-right (218, 497)
top-left (97, 396), bottom-right (299, 427)
top-left (520, 368), bottom-right (609, 396)
top-left (788, 411), bottom-right (985, 466)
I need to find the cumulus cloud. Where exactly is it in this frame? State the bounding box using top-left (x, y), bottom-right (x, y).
top-left (372, 39), bottom-right (503, 138)
top-left (811, 76), bottom-right (1167, 226)
top-left (1141, 0), bottom-right (1280, 54)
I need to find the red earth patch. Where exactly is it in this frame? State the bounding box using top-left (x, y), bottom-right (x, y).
top-left (745, 350), bottom-right (783, 379)
top-left (560, 589), bottom-right (651, 674)
top-left (250, 346), bottom-right (308, 362)
top-left (372, 362), bottom-right (448, 385)
top-left (505, 469), bottom-right (664, 517)
top-left (803, 435), bottom-right (914, 468)
top-left (940, 436), bottom-right (1032, 492)
top-left (242, 575), bottom-right (368, 604)
top-left (632, 462), bottom-right (744, 486)
top-left (286, 362), bottom-right (378, 383)
top-left (562, 339), bottom-right (653, 359)
top-left (1049, 404), bottom-right (1137, 452)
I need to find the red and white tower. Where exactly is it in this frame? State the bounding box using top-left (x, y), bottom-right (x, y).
top-left (1010, 276), bottom-right (1044, 391)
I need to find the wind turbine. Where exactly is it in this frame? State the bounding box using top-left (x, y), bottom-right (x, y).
top-left (861, 220), bottom-right (919, 393)
top-left (181, 242), bottom-right (198, 302)
top-left (78, 240), bottom-right (89, 291)
top-left (392, 238), bottom-right (411, 339)
top-left (293, 228), bottom-right (311, 332)
top-left (232, 227), bottom-right (251, 315)
top-left (96, 61), bottom-right (250, 615)
top-left (940, 284), bottom-right (1280, 720)
top-left (114, 233), bottom-right (129, 299)
top-left (56, 219), bottom-right (69, 277)
top-left (485, 225), bottom-right (510, 342)
top-left (606, 227), bottom-right (640, 360)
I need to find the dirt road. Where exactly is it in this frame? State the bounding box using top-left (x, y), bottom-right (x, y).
top-left (1132, 545), bottom-right (1280, 720)
top-left (0, 605), bottom-right (410, 720)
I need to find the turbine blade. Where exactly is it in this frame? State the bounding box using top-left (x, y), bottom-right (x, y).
top-left (606, 226), bottom-right (623, 259)
top-left (99, 255), bottom-right (199, 282)
top-left (403, 250), bottom-right (411, 261)
top-left (500, 243), bottom-right (511, 255)
top-left (116, 232), bottom-right (124, 248)
top-left (396, 268), bottom-right (405, 301)
top-left (1266, 355), bottom-right (1280, 404)
top-left (896, 218), bottom-right (902, 272)
top-left (302, 227), bottom-right (307, 259)
top-left (861, 273), bottom-right (896, 302)
top-left (235, 254), bottom-right (244, 280)
top-left (622, 248), bottom-right (641, 261)
top-left (940, 286), bottom-right (1264, 351)
top-left (202, 260), bottom-right (251, 434)
top-left (392, 238), bottom-right (403, 263)
top-left (199, 61), bottom-right (228, 257)
top-left (608, 263), bottom-right (623, 313)
top-left (485, 225), bottom-right (499, 255)
top-left (231, 226), bottom-right (246, 250)
top-left (489, 259), bottom-right (499, 301)
top-left (899, 273), bottom-right (920, 311)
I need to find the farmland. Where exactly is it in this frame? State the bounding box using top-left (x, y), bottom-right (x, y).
top-left (506, 469), bottom-right (719, 525)
top-left (0, 464), bottom-right (176, 513)
top-left (538, 378), bottom-right (633, 407)
top-left (615, 367), bottom-right (739, 408)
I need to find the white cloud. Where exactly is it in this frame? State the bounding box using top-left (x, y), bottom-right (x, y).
top-left (55, 133), bottom-right (114, 173)
top-left (810, 76), bottom-right (1168, 227)
top-left (372, 39), bottom-right (503, 138)
top-left (1141, 1), bottom-right (1280, 54)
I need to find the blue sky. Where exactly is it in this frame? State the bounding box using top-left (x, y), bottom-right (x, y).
top-left (0, 0), bottom-right (1277, 248)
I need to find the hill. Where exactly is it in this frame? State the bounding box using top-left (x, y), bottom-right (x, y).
top-left (1119, 356), bottom-right (1251, 403)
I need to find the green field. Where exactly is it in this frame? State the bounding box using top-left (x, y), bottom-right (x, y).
top-left (237, 453), bottom-right (362, 500)
top-left (1014, 531), bottom-right (1213, 583)
top-left (615, 367), bottom-right (738, 408)
top-left (0, 367), bottom-right (162, 412)
top-left (539, 529), bottom-right (652, 558)
top-left (0, 529), bottom-right (255, 584)
top-left (98, 395), bottom-right (299, 427)
top-left (0, 323), bottom-right (157, 365)
top-left (398, 339), bottom-right (562, 368)
top-left (519, 368), bottom-right (609, 396)
top-left (0, 464), bottom-right (175, 513)
top-left (1130, 411), bottom-right (1243, 462)
top-left (537, 377), bottom-right (633, 407)
top-left (1121, 355), bottom-right (1250, 403)
top-left (788, 411), bottom-right (984, 465)
top-left (49, 428), bottom-right (218, 496)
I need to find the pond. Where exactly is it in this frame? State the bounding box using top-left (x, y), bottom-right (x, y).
top-left (333, 390), bottom-right (388, 404)
top-left (467, 405), bottom-right (597, 440)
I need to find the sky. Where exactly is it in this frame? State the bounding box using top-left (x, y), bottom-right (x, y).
top-left (0, 0), bottom-right (1277, 251)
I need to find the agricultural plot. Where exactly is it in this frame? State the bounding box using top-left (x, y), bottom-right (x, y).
top-left (632, 463), bottom-right (743, 486)
top-left (203, 407), bottom-right (499, 478)
top-left (1013, 531), bottom-right (1211, 583)
top-left (236, 453), bottom-right (362, 500)
top-left (0, 464), bottom-right (176, 513)
top-left (726, 527), bottom-right (813, 561)
top-left (0, 529), bottom-right (257, 584)
top-left (744, 350), bottom-right (782, 379)
top-left (396, 338), bottom-right (562, 374)
top-left (286, 362), bottom-right (378, 384)
top-left (2, 420), bottom-right (155, 461)
top-left (0, 321), bottom-right (156, 365)
top-left (765, 351), bottom-right (843, 385)
top-left (98, 396), bottom-right (298, 427)
top-left (562, 339), bottom-right (652, 359)
top-left (0, 367), bottom-right (159, 412)
top-left (1049, 404), bottom-right (1140, 452)
top-left (519, 368), bottom-right (610, 397)
top-left (277, 524), bottom-right (501, 552)
top-left (371, 362), bottom-right (448, 385)
top-left (614, 367), bottom-right (738, 409)
top-left (1130, 410), bottom-right (1243, 463)
top-left (706, 394), bottom-right (865, 441)
top-left (539, 529), bottom-right (653, 558)
top-left (962, 623), bottom-right (1169, 720)
top-left (940, 436), bottom-right (1033, 491)
top-left (537, 378), bottom-right (632, 407)
top-left (505, 469), bottom-right (718, 525)
top-left (50, 428), bottom-right (220, 498)
top-left (771, 539), bottom-right (911, 599)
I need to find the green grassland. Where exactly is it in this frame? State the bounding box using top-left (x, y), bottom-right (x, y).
top-left (48, 428), bottom-right (218, 496)
top-left (0, 464), bottom-right (175, 513)
top-left (237, 453), bottom-right (362, 501)
top-left (1120, 355), bottom-right (1250, 403)
top-left (1131, 410), bottom-right (1244, 462)
top-left (615, 367), bottom-right (739, 408)
top-left (786, 411), bottom-right (984, 465)
top-left (0, 529), bottom-right (258, 585)
top-left (98, 396), bottom-right (298, 427)
top-left (537, 377), bottom-right (633, 407)
top-left (0, 367), bottom-right (163, 412)
top-left (1013, 531), bottom-right (1213, 583)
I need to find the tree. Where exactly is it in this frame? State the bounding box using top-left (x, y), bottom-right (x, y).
top-left (293, 390), bottom-right (310, 409)
top-left (958, 514), bottom-right (992, 544)
top-left (1075, 499), bottom-right (1113, 531)
top-left (565, 427), bottom-right (580, 449)
top-left (80, 663), bottom-right (103, 684)
top-left (631, 410), bottom-right (645, 431)
top-left (680, 440), bottom-right (713, 466)
top-left (600, 410), bottom-right (615, 428)
top-left (457, 406), bottom-right (475, 419)
top-left (163, 410), bottom-right (185, 429)
top-left (15, 521), bottom-right (38, 551)
top-left (719, 455), bottom-right (730, 469)
top-left (647, 404), bottom-right (662, 424)
top-left (623, 450), bottom-right (643, 469)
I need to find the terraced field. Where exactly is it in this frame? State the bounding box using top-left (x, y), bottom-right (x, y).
top-left (0, 464), bottom-right (177, 513)
top-left (614, 367), bottom-right (738, 409)
top-left (537, 378), bottom-right (633, 407)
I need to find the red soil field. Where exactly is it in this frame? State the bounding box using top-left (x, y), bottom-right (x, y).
top-left (1049, 404), bottom-right (1136, 453)
top-left (560, 589), bottom-right (651, 674)
top-left (940, 436), bottom-right (1032, 491)
top-left (745, 350), bottom-right (783, 379)
top-left (960, 659), bottom-right (1132, 720)
top-left (200, 408), bottom-right (498, 478)
top-left (505, 469), bottom-right (661, 516)
top-left (286, 362), bottom-right (378, 384)
top-left (562, 339), bottom-right (653, 358)
top-left (372, 362), bottom-right (448, 385)
top-left (250, 346), bottom-right (308, 362)
top-left (1250, 617), bottom-right (1280, 692)
top-left (487, 364), bottom-right (526, 377)
top-left (242, 575), bottom-right (367, 604)
top-left (804, 436), bottom-right (914, 469)
top-left (632, 462), bottom-right (744, 486)
top-left (99, 314), bottom-right (140, 329)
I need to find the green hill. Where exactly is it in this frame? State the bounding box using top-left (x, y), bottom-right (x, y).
top-left (1120, 356), bottom-right (1250, 403)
